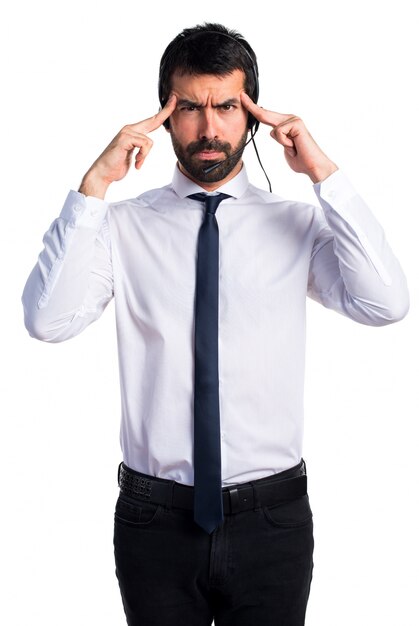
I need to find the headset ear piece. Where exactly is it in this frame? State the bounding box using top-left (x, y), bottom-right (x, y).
top-left (247, 113), bottom-right (259, 133)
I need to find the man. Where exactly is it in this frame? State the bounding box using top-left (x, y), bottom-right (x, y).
top-left (22, 22), bottom-right (409, 626)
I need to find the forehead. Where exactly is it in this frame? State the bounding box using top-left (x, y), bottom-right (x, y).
top-left (171, 69), bottom-right (246, 100)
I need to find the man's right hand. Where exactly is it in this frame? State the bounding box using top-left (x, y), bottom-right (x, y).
top-left (79, 94), bottom-right (177, 199)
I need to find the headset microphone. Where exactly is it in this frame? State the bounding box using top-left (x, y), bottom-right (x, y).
top-left (202, 135), bottom-right (254, 175)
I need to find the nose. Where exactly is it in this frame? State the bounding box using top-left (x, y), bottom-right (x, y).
top-left (198, 108), bottom-right (218, 141)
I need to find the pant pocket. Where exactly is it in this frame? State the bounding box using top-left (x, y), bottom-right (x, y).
top-left (114, 494), bottom-right (163, 527)
top-left (262, 494), bottom-right (313, 528)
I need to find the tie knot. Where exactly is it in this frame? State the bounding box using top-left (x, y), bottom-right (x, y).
top-left (188, 193), bottom-right (231, 215)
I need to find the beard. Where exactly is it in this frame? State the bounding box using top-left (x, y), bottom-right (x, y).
top-left (170, 128), bottom-right (249, 184)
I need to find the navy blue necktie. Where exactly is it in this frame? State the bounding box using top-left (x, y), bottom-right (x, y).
top-left (188, 192), bottom-right (231, 534)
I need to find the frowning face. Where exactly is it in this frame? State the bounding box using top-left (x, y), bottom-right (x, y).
top-left (168, 69), bottom-right (249, 189)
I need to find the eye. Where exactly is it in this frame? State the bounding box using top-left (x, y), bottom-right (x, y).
top-left (217, 104), bottom-right (236, 112)
top-left (180, 105), bottom-right (200, 112)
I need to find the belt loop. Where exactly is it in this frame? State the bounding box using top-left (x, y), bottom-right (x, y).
top-left (117, 461), bottom-right (123, 486)
top-left (249, 481), bottom-right (261, 511)
top-left (165, 480), bottom-right (175, 509)
top-left (228, 487), bottom-right (240, 513)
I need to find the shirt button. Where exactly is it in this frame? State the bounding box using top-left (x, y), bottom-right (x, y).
top-left (74, 204), bottom-right (82, 212)
top-left (90, 209), bottom-right (99, 216)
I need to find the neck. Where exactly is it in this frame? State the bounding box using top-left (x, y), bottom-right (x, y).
top-left (178, 160), bottom-right (243, 191)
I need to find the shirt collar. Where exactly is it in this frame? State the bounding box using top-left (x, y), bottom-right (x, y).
top-left (171, 162), bottom-right (249, 200)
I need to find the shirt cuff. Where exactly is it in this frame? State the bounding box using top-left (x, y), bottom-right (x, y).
top-left (312, 168), bottom-right (358, 206)
top-left (60, 190), bottom-right (109, 229)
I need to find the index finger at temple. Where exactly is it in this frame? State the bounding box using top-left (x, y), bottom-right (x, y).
top-left (151, 94), bottom-right (178, 128)
top-left (240, 93), bottom-right (279, 127)
top-left (240, 91), bottom-right (278, 126)
top-left (133, 94), bottom-right (177, 133)
top-left (240, 92), bottom-right (262, 116)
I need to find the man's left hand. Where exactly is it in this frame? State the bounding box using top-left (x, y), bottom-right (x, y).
top-left (241, 92), bottom-right (338, 183)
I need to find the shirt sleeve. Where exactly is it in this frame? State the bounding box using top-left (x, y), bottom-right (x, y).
top-left (22, 190), bottom-right (114, 342)
top-left (308, 169), bottom-right (409, 325)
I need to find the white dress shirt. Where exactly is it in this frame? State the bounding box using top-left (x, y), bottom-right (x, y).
top-left (22, 165), bottom-right (409, 486)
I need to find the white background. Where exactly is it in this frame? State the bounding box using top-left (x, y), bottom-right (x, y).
top-left (1, 0), bottom-right (418, 624)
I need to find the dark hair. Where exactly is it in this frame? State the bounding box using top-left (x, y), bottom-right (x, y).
top-left (158, 23), bottom-right (259, 129)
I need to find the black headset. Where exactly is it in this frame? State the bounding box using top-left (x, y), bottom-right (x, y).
top-left (158, 30), bottom-right (260, 133)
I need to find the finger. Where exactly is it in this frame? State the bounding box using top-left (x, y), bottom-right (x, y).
top-left (132, 94), bottom-right (177, 134)
top-left (285, 146), bottom-right (297, 158)
top-left (150, 93), bottom-right (178, 128)
top-left (240, 92), bottom-right (298, 130)
top-left (118, 128), bottom-right (154, 150)
top-left (240, 92), bottom-right (267, 121)
top-left (240, 91), bottom-right (259, 112)
top-left (109, 129), bottom-right (154, 173)
top-left (272, 115), bottom-right (301, 132)
top-left (134, 137), bottom-right (154, 168)
top-left (270, 127), bottom-right (295, 149)
top-left (134, 139), bottom-right (153, 162)
top-left (240, 92), bottom-right (281, 127)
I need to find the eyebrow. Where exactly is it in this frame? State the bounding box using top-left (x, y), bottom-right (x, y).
top-left (177, 98), bottom-right (240, 108)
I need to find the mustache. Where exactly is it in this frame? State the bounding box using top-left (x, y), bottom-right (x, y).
top-left (187, 139), bottom-right (232, 156)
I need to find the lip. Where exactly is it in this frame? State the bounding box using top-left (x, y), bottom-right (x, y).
top-left (194, 150), bottom-right (224, 159)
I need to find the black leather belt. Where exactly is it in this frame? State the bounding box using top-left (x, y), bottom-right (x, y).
top-left (118, 459), bottom-right (307, 515)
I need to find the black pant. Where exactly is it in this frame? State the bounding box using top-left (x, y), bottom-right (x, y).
top-left (113, 461), bottom-right (314, 625)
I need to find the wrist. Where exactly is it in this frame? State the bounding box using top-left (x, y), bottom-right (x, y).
top-left (78, 168), bottom-right (109, 199)
top-left (308, 161), bottom-right (338, 184)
